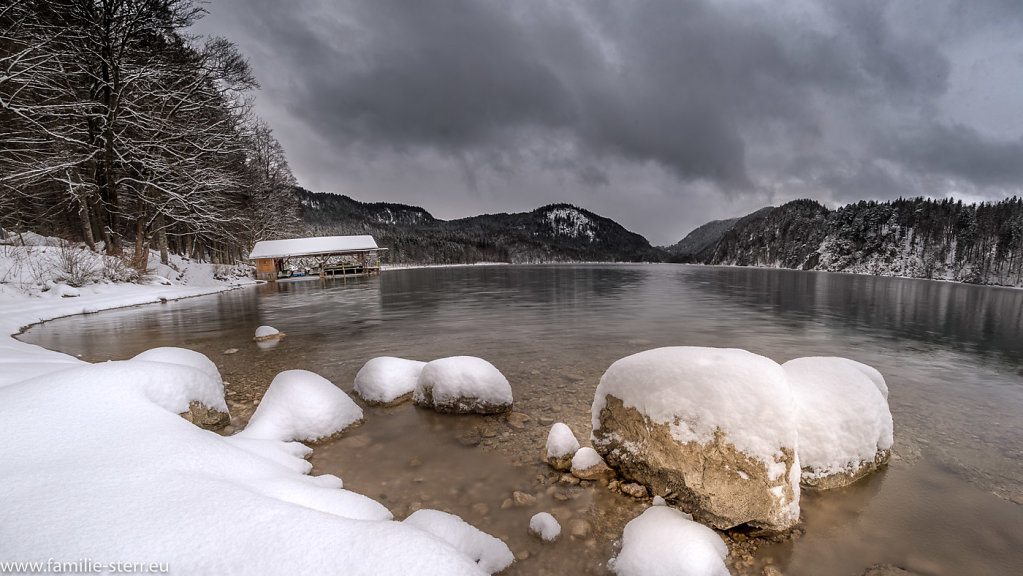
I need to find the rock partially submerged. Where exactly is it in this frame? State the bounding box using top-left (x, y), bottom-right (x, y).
top-left (414, 356), bottom-right (513, 414)
top-left (354, 356), bottom-right (426, 406)
top-left (545, 422), bottom-right (580, 471)
top-left (570, 446), bottom-right (614, 480)
top-left (784, 357), bottom-right (893, 490)
top-left (237, 370), bottom-right (363, 443)
top-left (592, 347), bottom-right (800, 531)
top-left (253, 325), bottom-right (285, 341)
top-left (131, 347), bottom-right (231, 431)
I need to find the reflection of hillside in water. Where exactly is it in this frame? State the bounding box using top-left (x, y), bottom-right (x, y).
top-left (686, 267), bottom-right (1023, 369)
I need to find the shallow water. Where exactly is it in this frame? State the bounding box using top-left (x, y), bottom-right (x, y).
top-left (21, 265), bottom-right (1023, 575)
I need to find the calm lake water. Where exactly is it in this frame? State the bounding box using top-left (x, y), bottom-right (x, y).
top-left (21, 265), bottom-right (1023, 576)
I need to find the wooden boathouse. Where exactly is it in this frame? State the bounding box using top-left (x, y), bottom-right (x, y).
top-left (249, 235), bottom-right (386, 281)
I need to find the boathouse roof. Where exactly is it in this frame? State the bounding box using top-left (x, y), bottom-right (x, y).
top-left (249, 235), bottom-right (381, 260)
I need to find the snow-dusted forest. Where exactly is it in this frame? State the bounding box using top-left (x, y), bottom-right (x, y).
top-left (0, 0), bottom-right (302, 270)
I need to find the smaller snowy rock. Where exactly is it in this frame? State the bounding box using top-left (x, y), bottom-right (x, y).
top-left (529, 512), bottom-right (561, 542)
top-left (609, 506), bottom-right (729, 576)
top-left (56, 284), bottom-right (80, 298)
top-left (545, 422), bottom-right (580, 471)
top-left (403, 509), bottom-right (514, 574)
top-left (784, 357), bottom-right (894, 489)
top-left (571, 447), bottom-right (613, 480)
top-left (238, 370), bottom-right (363, 443)
top-left (414, 356), bottom-right (513, 414)
top-left (354, 356), bottom-right (426, 405)
top-left (131, 347), bottom-right (229, 429)
top-left (132, 347), bottom-right (223, 385)
top-left (253, 325), bottom-right (285, 341)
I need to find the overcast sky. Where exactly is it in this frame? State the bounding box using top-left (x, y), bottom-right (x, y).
top-left (193, 0), bottom-right (1023, 245)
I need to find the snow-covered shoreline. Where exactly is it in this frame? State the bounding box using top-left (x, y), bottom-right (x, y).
top-left (0, 234), bottom-right (514, 575)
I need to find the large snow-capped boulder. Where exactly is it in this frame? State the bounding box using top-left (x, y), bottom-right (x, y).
top-left (238, 370), bottom-right (363, 442)
top-left (609, 505), bottom-right (729, 576)
top-left (545, 422), bottom-right (580, 471)
top-left (414, 356), bottom-right (513, 414)
top-left (353, 356), bottom-right (427, 406)
top-left (783, 357), bottom-right (893, 489)
top-left (592, 347), bottom-right (800, 531)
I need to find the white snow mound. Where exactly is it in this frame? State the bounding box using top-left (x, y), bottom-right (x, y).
top-left (592, 346), bottom-right (798, 479)
top-left (783, 356), bottom-right (894, 478)
top-left (571, 446), bottom-right (604, 471)
top-left (403, 509), bottom-right (514, 574)
top-left (131, 347), bottom-right (223, 386)
top-left (354, 356), bottom-right (427, 403)
top-left (238, 370), bottom-right (363, 442)
top-left (529, 512), bottom-right (561, 542)
top-left (609, 506), bottom-right (729, 576)
top-left (546, 422), bottom-right (581, 459)
top-left (254, 325), bottom-right (280, 338)
top-left (414, 356), bottom-right (513, 407)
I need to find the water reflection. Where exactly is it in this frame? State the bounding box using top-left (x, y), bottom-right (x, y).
top-left (686, 267), bottom-right (1023, 367)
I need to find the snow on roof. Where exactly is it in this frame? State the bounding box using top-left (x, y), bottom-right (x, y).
top-left (249, 235), bottom-right (381, 260)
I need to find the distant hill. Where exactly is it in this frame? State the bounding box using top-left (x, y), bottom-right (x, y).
top-left (295, 188), bottom-right (667, 264)
top-left (665, 207), bottom-right (773, 262)
top-left (696, 197), bottom-right (1023, 287)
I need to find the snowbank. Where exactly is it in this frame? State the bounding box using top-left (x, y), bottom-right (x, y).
top-left (403, 510), bottom-right (515, 574)
top-left (354, 356), bottom-right (427, 404)
top-left (414, 356), bottom-right (513, 414)
top-left (0, 359), bottom-right (490, 575)
top-left (783, 357), bottom-right (894, 485)
top-left (609, 506), bottom-right (730, 576)
top-left (237, 370), bottom-right (364, 442)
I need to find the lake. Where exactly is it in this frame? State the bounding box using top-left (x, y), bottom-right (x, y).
top-left (21, 264), bottom-right (1023, 575)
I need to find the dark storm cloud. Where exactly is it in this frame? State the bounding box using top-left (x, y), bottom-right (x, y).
top-left (194, 0), bottom-right (1023, 241)
top-left (888, 123), bottom-right (1023, 187)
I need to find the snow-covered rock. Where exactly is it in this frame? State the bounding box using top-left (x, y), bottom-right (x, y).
top-left (592, 346), bottom-right (800, 531)
top-left (529, 512), bottom-right (561, 542)
top-left (403, 509), bottom-right (514, 574)
top-left (571, 446), bottom-right (613, 480)
top-left (414, 356), bottom-right (513, 414)
top-left (608, 506), bottom-right (730, 576)
top-left (783, 357), bottom-right (893, 489)
top-left (132, 347), bottom-right (223, 385)
top-left (354, 356), bottom-right (427, 405)
top-left (253, 325), bottom-right (284, 341)
top-left (545, 422), bottom-right (580, 471)
top-left (238, 370), bottom-right (363, 443)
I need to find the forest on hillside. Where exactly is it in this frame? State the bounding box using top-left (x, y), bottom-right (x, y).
top-left (297, 188), bottom-right (664, 264)
top-left (703, 197), bottom-right (1023, 286)
top-left (0, 0), bottom-right (301, 270)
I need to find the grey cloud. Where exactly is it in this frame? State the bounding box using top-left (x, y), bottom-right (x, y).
top-left (194, 0), bottom-right (1023, 241)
